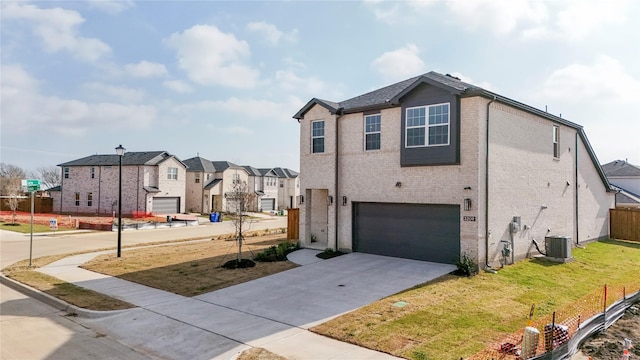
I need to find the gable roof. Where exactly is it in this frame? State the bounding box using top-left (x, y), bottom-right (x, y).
top-left (59, 151), bottom-right (185, 167)
top-left (293, 70), bottom-right (614, 193)
top-left (602, 160), bottom-right (640, 177)
top-left (243, 165), bottom-right (263, 176)
top-left (204, 178), bottom-right (222, 190)
top-left (258, 168), bottom-right (278, 177)
top-left (183, 156), bottom-right (217, 173)
top-left (271, 167), bottom-right (299, 179)
top-left (211, 161), bottom-right (243, 172)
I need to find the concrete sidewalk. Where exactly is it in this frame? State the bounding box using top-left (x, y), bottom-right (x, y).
top-left (34, 248), bottom-right (430, 359)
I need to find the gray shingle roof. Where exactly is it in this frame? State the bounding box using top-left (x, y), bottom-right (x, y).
top-left (59, 151), bottom-right (184, 167)
top-left (293, 72), bottom-right (478, 119)
top-left (257, 168), bottom-right (277, 177)
top-left (602, 160), bottom-right (640, 177)
top-left (243, 165), bottom-right (262, 176)
top-left (272, 167), bottom-right (299, 178)
top-left (211, 161), bottom-right (242, 172)
top-left (204, 178), bottom-right (222, 190)
top-left (183, 157), bottom-right (217, 172)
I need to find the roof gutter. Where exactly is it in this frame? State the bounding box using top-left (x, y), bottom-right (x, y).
top-left (485, 95), bottom-right (496, 270)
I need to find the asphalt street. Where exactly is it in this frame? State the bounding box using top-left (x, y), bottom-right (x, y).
top-left (0, 216), bottom-right (287, 359)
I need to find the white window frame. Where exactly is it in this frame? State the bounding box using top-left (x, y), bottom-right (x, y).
top-left (364, 114), bottom-right (381, 151)
top-left (195, 173), bottom-right (200, 183)
top-left (74, 192), bottom-right (80, 206)
top-left (553, 125), bottom-right (560, 158)
top-left (90, 167), bottom-right (95, 179)
top-left (405, 103), bottom-right (450, 148)
top-left (167, 167), bottom-right (178, 180)
top-left (311, 120), bottom-right (325, 154)
top-left (64, 167), bottom-right (70, 179)
top-left (87, 192), bottom-right (93, 207)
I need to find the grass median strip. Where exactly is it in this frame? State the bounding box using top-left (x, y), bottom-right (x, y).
top-left (81, 234), bottom-right (298, 297)
top-left (3, 256), bottom-right (134, 311)
top-left (311, 239), bottom-right (640, 359)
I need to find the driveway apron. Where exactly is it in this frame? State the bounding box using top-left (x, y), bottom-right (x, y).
top-left (37, 250), bottom-right (455, 359)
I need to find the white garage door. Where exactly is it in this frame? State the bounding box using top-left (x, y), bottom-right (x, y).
top-left (152, 197), bottom-right (180, 214)
top-left (261, 198), bottom-right (275, 211)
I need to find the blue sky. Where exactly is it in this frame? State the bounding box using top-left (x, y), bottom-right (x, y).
top-left (2, 0), bottom-right (639, 173)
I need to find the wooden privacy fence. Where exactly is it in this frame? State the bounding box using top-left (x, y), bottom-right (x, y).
top-left (287, 208), bottom-right (299, 240)
top-left (1, 197), bottom-right (53, 213)
top-left (610, 208), bottom-right (640, 242)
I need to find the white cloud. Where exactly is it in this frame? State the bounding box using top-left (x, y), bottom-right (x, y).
top-left (87, 0), bottom-right (134, 14)
top-left (1, 2), bottom-right (111, 62)
top-left (522, 0), bottom-right (630, 40)
top-left (540, 55), bottom-right (640, 104)
top-left (449, 72), bottom-right (496, 92)
top-left (247, 21), bottom-right (298, 45)
top-left (165, 25), bottom-right (259, 88)
top-left (82, 82), bottom-right (146, 102)
top-left (124, 60), bottom-right (168, 78)
top-left (176, 96), bottom-right (304, 123)
top-left (163, 80), bottom-right (193, 93)
top-left (1, 64), bottom-right (154, 136)
top-left (446, 0), bottom-right (548, 35)
top-left (275, 70), bottom-right (343, 99)
top-left (371, 44), bottom-right (426, 82)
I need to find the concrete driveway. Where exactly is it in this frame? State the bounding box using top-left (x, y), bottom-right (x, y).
top-left (197, 251), bottom-right (456, 329)
top-left (29, 249), bottom-right (455, 359)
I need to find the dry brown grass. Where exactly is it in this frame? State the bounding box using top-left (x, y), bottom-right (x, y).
top-left (3, 256), bottom-right (134, 311)
top-left (236, 347), bottom-right (287, 360)
top-left (81, 234), bottom-right (298, 297)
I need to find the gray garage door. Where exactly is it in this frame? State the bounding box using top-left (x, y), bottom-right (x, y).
top-left (261, 198), bottom-right (275, 211)
top-left (152, 197), bottom-right (180, 214)
top-left (353, 202), bottom-right (460, 264)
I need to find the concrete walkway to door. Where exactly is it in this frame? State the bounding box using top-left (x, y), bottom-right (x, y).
top-left (34, 248), bottom-right (456, 359)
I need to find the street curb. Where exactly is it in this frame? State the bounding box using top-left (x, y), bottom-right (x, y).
top-left (0, 274), bottom-right (133, 319)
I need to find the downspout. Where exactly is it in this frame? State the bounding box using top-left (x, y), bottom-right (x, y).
top-left (98, 166), bottom-right (102, 214)
top-left (136, 166), bottom-right (140, 214)
top-left (334, 108), bottom-right (344, 251)
top-left (60, 168), bottom-right (64, 213)
top-left (485, 96), bottom-right (497, 270)
top-left (575, 132), bottom-right (579, 245)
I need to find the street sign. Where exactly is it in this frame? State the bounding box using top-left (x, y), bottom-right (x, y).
top-left (25, 179), bottom-right (41, 192)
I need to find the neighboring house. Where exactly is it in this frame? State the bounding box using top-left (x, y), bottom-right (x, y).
top-left (243, 165), bottom-right (264, 212)
top-left (54, 151), bottom-right (187, 215)
top-left (293, 71), bottom-right (615, 267)
top-left (272, 167), bottom-right (300, 210)
top-left (183, 157), bottom-right (249, 213)
top-left (257, 168), bottom-right (279, 211)
top-left (602, 160), bottom-right (640, 208)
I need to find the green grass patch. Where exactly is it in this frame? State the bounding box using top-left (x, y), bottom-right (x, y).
top-left (312, 240), bottom-right (640, 359)
top-left (1, 221), bottom-right (71, 233)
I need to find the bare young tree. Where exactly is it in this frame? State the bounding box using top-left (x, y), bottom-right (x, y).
top-left (36, 165), bottom-right (61, 190)
top-left (0, 163), bottom-right (26, 224)
top-left (225, 179), bottom-right (256, 266)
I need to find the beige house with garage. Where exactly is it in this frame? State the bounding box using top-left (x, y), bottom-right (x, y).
top-left (183, 157), bottom-right (249, 213)
top-left (294, 71), bottom-right (615, 268)
top-left (54, 151), bottom-right (187, 215)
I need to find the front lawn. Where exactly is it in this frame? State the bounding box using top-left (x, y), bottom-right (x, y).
top-left (311, 240), bottom-right (640, 359)
top-left (1, 221), bottom-right (72, 233)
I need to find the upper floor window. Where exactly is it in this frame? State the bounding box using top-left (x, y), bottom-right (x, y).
top-left (64, 167), bottom-right (70, 179)
top-left (312, 121), bottom-right (325, 153)
top-left (232, 173), bottom-right (240, 184)
top-left (365, 114), bottom-right (381, 151)
top-left (195, 173), bottom-right (200, 183)
top-left (553, 125), bottom-right (560, 158)
top-left (90, 167), bottom-right (95, 179)
top-left (87, 192), bottom-right (93, 207)
top-left (405, 103), bottom-right (450, 148)
top-left (167, 167), bottom-right (178, 180)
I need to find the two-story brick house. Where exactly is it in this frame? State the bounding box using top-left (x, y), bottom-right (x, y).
top-left (294, 71), bottom-right (615, 268)
top-left (54, 151), bottom-right (187, 215)
top-left (272, 167), bottom-right (300, 210)
top-left (183, 157), bottom-right (249, 213)
top-left (257, 168), bottom-right (279, 212)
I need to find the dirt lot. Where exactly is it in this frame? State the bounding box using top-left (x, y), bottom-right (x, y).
top-left (0, 211), bottom-right (168, 227)
top-left (576, 304), bottom-right (640, 359)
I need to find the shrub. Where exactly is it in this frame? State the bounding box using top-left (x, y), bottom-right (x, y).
top-left (254, 241), bottom-right (299, 262)
top-left (455, 252), bottom-right (478, 276)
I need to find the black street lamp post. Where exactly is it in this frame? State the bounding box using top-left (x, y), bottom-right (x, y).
top-left (115, 144), bottom-right (126, 257)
